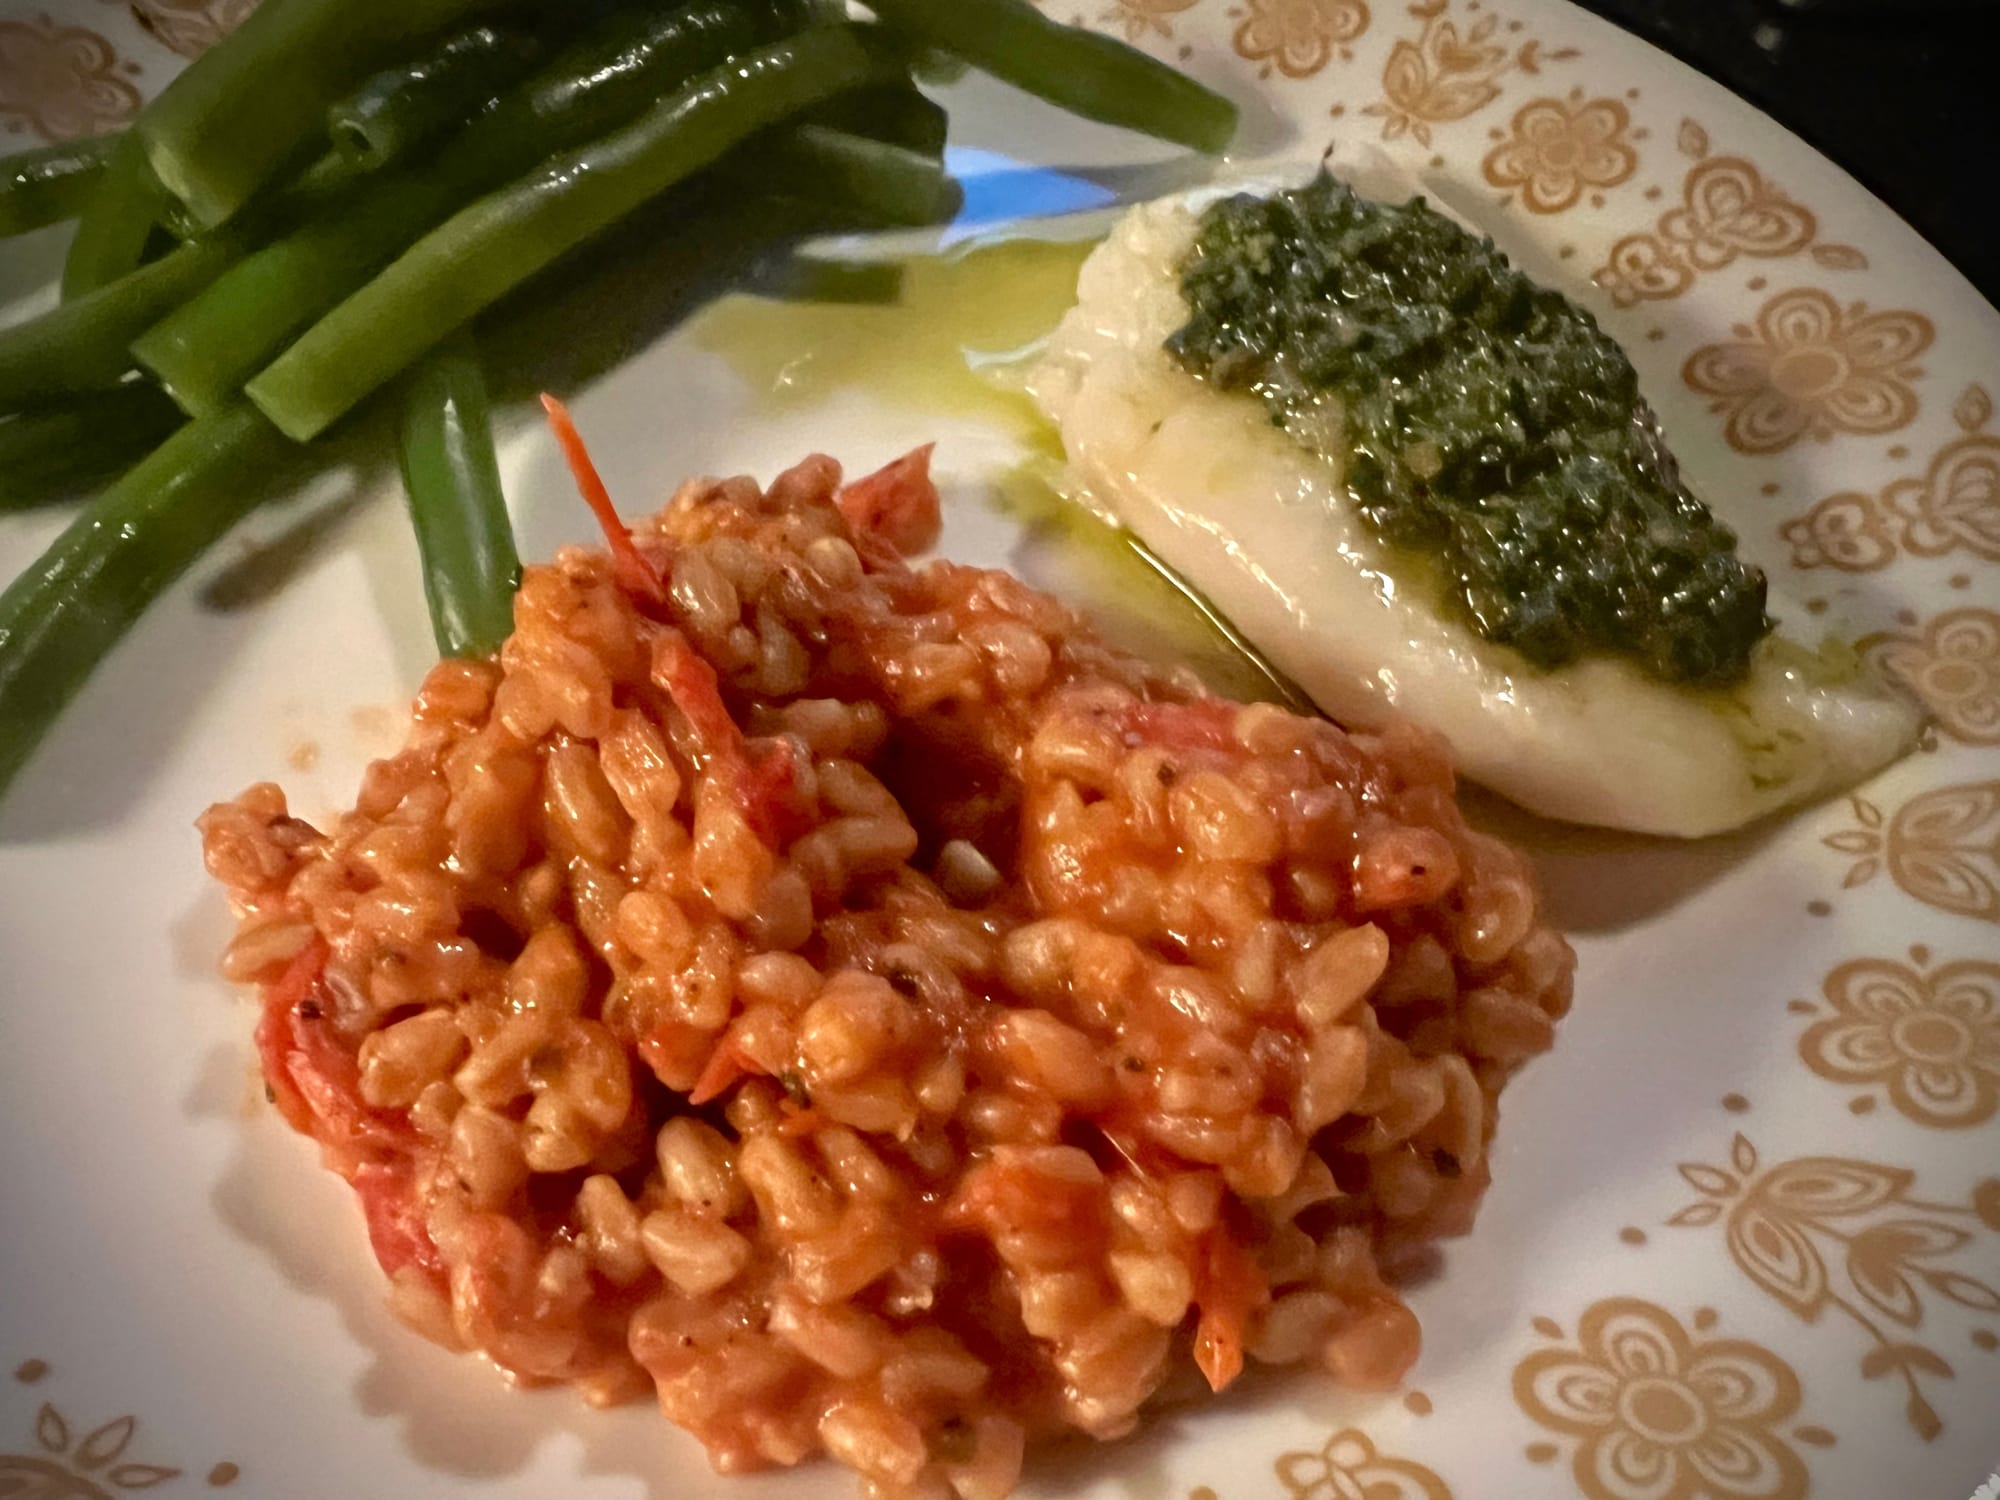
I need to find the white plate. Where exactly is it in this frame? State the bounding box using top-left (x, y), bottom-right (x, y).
top-left (2, 4), bottom-right (1998, 1498)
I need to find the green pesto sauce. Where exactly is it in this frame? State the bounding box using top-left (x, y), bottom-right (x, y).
top-left (1166, 172), bottom-right (1771, 686)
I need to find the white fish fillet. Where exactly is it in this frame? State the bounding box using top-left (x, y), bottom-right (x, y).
top-left (1026, 159), bottom-right (1919, 837)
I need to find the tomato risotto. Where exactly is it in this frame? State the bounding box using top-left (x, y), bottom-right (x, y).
top-left (200, 445), bottom-right (1573, 1497)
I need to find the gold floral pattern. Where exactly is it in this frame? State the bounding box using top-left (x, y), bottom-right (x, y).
top-left (4, 1359), bottom-right (239, 1493)
top-left (1363, 0), bottom-right (1576, 147)
top-left (1777, 488), bottom-right (1899, 571)
top-left (1101, 0), bottom-right (1203, 42)
top-left (0, 17), bottom-right (143, 141)
top-left (1231, 0), bottom-right (1371, 77)
top-left (1513, 1297), bottom-right (1817, 1500)
top-left (1662, 155), bottom-right (1818, 268)
top-left (1596, 168), bottom-right (1821, 307)
top-left (1954, 382), bottom-right (1993, 433)
top-left (1827, 783), bottom-right (2000, 924)
top-left (1481, 90), bottom-right (1637, 213)
top-left (1, 1402), bottom-right (179, 1495)
top-left (1274, 1428), bottom-right (1454, 1499)
top-left (1591, 119), bottom-right (1862, 305)
top-left (1779, 385), bottom-right (2000, 570)
top-left (1682, 288), bottom-right (1933, 453)
top-left (1666, 1135), bottom-right (2000, 1440)
top-left (127, 0), bottom-right (260, 60)
top-left (1888, 438), bottom-right (2000, 563)
top-left (1861, 609), bottom-right (2000, 745)
top-left (1795, 950), bottom-right (2000, 1128)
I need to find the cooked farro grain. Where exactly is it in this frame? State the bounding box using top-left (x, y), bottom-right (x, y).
top-left (200, 443), bottom-right (1573, 1495)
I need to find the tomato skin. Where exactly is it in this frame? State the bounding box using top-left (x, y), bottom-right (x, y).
top-left (838, 444), bottom-right (940, 558)
top-left (637, 1020), bottom-right (713, 1092)
top-left (652, 630), bottom-right (743, 758)
top-left (1116, 699), bottom-right (1240, 758)
top-left (653, 630), bottom-right (811, 848)
top-left (541, 392), bottom-right (666, 603)
top-left (355, 1158), bottom-right (446, 1280)
top-left (949, 1154), bottom-right (1109, 1251)
top-left (256, 935), bottom-right (442, 1284)
top-left (1193, 1228), bottom-right (1267, 1394)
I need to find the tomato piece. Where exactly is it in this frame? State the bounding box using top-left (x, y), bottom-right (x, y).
top-left (687, 1032), bottom-right (767, 1107)
top-left (541, 392), bottom-right (666, 603)
top-left (774, 1107), bottom-right (825, 1138)
top-left (1193, 1228), bottom-right (1267, 1394)
top-left (1116, 699), bottom-right (1240, 757)
top-left (949, 1154), bottom-right (1107, 1248)
top-left (637, 1020), bottom-right (714, 1093)
top-left (254, 935), bottom-right (442, 1281)
top-left (254, 937), bottom-right (325, 1136)
top-left (737, 740), bottom-right (813, 848)
top-left (354, 1159), bottom-right (445, 1281)
top-left (653, 631), bottom-right (810, 849)
top-left (652, 630), bottom-right (745, 758)
top-left (837, 444), bottom-right (940, 557)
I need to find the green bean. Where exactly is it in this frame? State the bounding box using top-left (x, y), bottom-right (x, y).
top-left (457, 2), bottom-right (798, 168)
top-left (251, 26), bottom-right (906, 442)
top-left (907, 49), bottom-right (969, 87)
top-left (0, 236), bottom-right (241, 412)
top-left (744, 125), bottom-right (960, 225)
top-left (61, 133), bottom-right (167, 300)
top-left (167, 146), bottom-right (379, 240)
top-left (0, 134), bottom-right (116, 239)
top-left (0, 386), bottom-right (186, 510)
top-left (135, 0), bottom-right (525, 230)
top-left (860, 0), bottom-right (1235, 152)
top-left (768, 0), bottom-right (851, 26)
top-left (133, 2), bottom-right (767, 420)
top-left (329, 23), bottom-right (547, 173)
top-left (135, 175), bottom-right (468, 420)
top-left (806, 83), bottom-right (948, 156)
top-left (399, 337), bottom-right (519, 657)
top-left (0, 404), bottom-right (299, 797)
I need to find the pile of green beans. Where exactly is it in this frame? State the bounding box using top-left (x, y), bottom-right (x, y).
top-left (0, 0), bottom-right (1239, 800)
top-left (135, 0), bottom-right (773, 418)
top-left (329, 22), bottom-right (554, 173)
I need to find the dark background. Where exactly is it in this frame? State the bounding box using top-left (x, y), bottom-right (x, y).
top-left (1572, 0), bottom-right (2000, 307)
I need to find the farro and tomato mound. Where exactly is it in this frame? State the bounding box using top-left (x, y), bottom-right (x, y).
top-left (200, 443), bottom-right (1574, 1498)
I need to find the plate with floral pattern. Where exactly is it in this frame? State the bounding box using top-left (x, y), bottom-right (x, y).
top-left (1, 2), bottom-right (1996, 1498)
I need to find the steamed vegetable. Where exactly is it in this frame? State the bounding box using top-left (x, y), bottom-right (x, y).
top-left (0, 386), bottom-right (185, 510)
top-left (61, 133), bottom-right (166, 299)
top-left (0, 235), bottom-right (243, 410)
top-left (0, 405), bottom-right (297, 795)
top-left (748, 125), bottom-right (961, 225)
top-left (133, 0), bottom-right (772, 418)
top-left (135, 0), bottom-right (521, 229)
top-left (328, 22), bottom-right (549, 172)
top-left (249, 25), bottom-right (905, 440)
top-left (398, 336), bottom-right (519, 657)
top-left (0, 134), bottom-right (117, 239)
top-left (862, 0), bottom-right (1236, 151)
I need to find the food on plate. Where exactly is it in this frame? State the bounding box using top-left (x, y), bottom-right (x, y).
top-left (0, 133), bottom-right (119, 240)
top-left (0, 384), bottom-right (183, 510)
top-left (1028, 163), bottom-right (1922, 837)
top-left (399, 335), bottom-right (521, 659)
top-left (0, 0), bottom-right (1236, 803)
top-left (0, 404), bottom-right (304, 794)
top-left (200, 440), bottom-right (1573, 1496)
